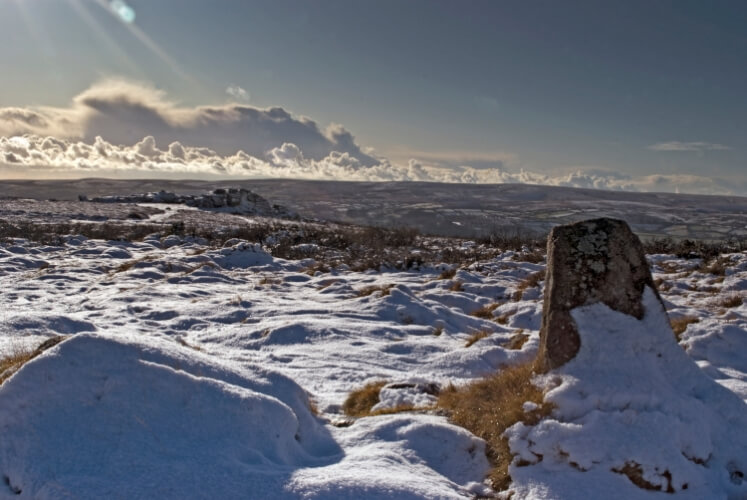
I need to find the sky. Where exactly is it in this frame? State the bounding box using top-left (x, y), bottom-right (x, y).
top-left (0, 0), bottom-right (745, 195)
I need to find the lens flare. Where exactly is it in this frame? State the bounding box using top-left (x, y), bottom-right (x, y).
top-left (109, 0), bottom-right (135, 24)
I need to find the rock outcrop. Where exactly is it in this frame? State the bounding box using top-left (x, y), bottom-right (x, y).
top-left (86, 187), bottom-right (297, 218)
top-left (537, 217), bottom-right (664, 370)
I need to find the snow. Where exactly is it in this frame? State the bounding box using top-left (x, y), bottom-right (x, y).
top-left (0, 333), bottom-right (489, 499)
top-left (506, 288), bottom-right (747, 500)
top-left (0, 234), bottom-right (745, 498)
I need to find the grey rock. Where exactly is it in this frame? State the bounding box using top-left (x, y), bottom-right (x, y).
top-left (538, 218), bottom-right (665, 370)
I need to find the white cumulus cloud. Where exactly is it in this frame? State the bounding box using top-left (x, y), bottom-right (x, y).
top-left (0, 78), bottom-right (377, 165)
top-left (1, 134), bottom-right (745, 196)
top-left (1, 79), bottom-right (745, 196)
top-left (226, 85), bottom-right (249, 102)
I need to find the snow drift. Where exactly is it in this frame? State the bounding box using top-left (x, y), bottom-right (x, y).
top-left (0, 334), bottom-right (339, 498)
top-left (0, 333), bottom-right (490, 499)
top-left (507, 288), bottom-right (747, 500)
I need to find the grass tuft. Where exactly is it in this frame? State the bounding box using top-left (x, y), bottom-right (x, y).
top-left (503, 331), bottom-right (530, 350)
top-left (719, 293), bottom-right (743, 308)
top-left (698, 256), bottom-right (732, 276)
top-left (512, 269), bottom-right (546, 301)
top-left (464, 329), bottom-right (491, 348)
top-left (356, 284), bottom-right (394, 297)
top-left (670, 316), bottom-right (700, 342)
top-left (342, 381), bottom-right (388, 417)
top-left (257, 275), bottom-right (281, 286)
top-left (0, 336), bottom-right (65, 385)
top-left (438, 268), bottom-right (457, 280)
top-left (438, 361), bottom-right (553, 491)
top-left (512, 249), bottom-right (545, 264)
top-left (369, 404), bottom-right (418, 416)
top-left (470, 303), bottom-right (499, 319)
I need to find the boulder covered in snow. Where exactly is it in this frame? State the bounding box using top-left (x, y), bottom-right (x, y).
top-left (538, 218), bottom-right (662, 369)
top-left (508, 288), bottom-right (747, 499)
top-left (509, 217), bottom-right (747, 499)
top-left (84, 187), bottom-right (298, 218)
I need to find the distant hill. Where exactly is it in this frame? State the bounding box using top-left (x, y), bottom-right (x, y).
top-left (1, 178), bottom-right (746, 240)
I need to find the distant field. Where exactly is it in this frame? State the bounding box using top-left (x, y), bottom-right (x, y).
top-left (2, 178), bottom-right (746, 240)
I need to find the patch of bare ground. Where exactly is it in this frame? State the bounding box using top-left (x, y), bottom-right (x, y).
top-left (612, 462), bottom-right (676, 493)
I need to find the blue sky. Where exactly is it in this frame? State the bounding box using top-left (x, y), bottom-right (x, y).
top-left (0, 0), bottom-right (745, 194)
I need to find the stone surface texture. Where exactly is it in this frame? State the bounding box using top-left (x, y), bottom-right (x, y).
top-left (538, 217), bottom-right (665, 370)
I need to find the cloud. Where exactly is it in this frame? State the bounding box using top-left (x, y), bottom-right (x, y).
top-left (0, 78), bottom-right (378, 166)
top-left (226, 85), bottom-right (249, 102)
top-left (1, 134), bottom-right (744, 196)
top-left (1, 79), bottom-right (744, 196)
top-left (647, 141), bottom-right (731, 152)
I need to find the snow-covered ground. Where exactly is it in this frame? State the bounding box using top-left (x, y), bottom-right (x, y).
top-left (0, 231), bottom-right (745, 498)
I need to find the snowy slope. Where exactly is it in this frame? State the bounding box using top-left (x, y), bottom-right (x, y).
top-left (506, 289), bottom-right (747, 500)
top-left (0, 233), bottom-right (745, 498)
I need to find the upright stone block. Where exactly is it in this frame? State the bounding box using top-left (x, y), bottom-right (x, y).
top-left (538, 218), bottom-right (664, 370)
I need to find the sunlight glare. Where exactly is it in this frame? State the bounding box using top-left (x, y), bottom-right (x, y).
top-left (109, 0), bottom-right (135, 24)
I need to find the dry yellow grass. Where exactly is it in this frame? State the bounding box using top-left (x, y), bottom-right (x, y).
top-left (0, 336), bottom-right (65, 385)
top-left (175, 336), bottom-right (202, 351)
top-left (670, 316), bottom-right (700, 341)
top-left (719, 293), bottom-right (743, 308)
top-left (464, 330), bottom-right (491, 348)
top-left (503, 331), bottom-right (530, 350)
top-left (449, 280), bottom-right (464, 292)
top-left (512, 269), bottom-right (546, 301)
top-left (257, 275), bottom-right (281, 286)
top-left (369, 404), bottom-right (418, 416)
top-left (438, 361), bottom-right (553, 491)
top-left (0, 346), bottom-right (35, 385)
top-left (317, 279), bottom-right (340, 290)
top-left (698, 256), bottom-right (731, 276)
top-left (302, 263), bottom-right (331, 276)
top-left (342, 381), bottom-right (388, 417)
top-left (495, 311), bottom-right (514, 325)
top-left (512, 249), bottom-right (545, 264)
top-left (653, 277), bottom-right (673, 292)
top-left (356, 284), bottom-right (395, 297)
top-left (470, 303), bottom-right (499, 319)
top-left (656, 261), bottom-right (683, 274)
top-left (112, 256), bottom-right (155, 274)
top-left (437, 268), bottom-right (457, 280)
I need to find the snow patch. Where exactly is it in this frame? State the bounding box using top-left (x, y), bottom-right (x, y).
top-left (506, 288), bottom-right (747, 499)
